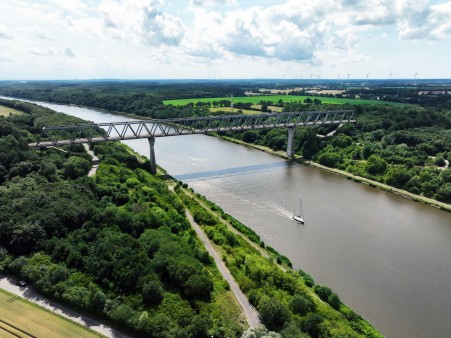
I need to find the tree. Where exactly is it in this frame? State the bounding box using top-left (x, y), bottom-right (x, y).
top-left (142, 281), bottom-right (163, 305)
top-left (258, 296), bottom-right (290, 331)
top-left (184, 273), bottom-right (213, 300)
top-left (366, 155), bottom-right (387, 175)
top-left (328, 293), bottom-right (341, 310)
top-left (317, 152), bottom-right (340, 167)
top-left (332, 134), bottom-right (352, 148)
top-left (63, 156), bottom-right (90, 179)
top-left (289, 294), bottom-right (312, 316)
top-left (302, 313), bottom-right (324, 338)
top-left (385, 166), bottom-right (413, 188)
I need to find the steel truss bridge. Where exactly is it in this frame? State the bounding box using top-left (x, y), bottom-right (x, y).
top-left (30, 110), bottom-right (355, 174)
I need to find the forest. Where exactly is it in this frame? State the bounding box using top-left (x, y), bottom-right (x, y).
top-left (0, 98), bottom-right (383, 337)
top-left (0, 99), bottom-right (244, 337)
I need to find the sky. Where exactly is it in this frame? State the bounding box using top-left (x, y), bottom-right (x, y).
top-left (0, 0), bottom-right (450, 80)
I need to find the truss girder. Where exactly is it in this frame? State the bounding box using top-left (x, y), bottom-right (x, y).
top-left (32, 110), bottom-right (355, 147)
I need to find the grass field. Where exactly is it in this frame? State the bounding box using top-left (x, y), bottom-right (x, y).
top-left (0, 105), bottom-right (23, 117)
top-left (0, 289), bottom-right (103, 338)
top-left (163, 94), bottom-right (401, 107)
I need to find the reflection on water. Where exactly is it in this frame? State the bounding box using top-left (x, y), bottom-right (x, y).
top-left (174, 161), bottom-right (299, 181)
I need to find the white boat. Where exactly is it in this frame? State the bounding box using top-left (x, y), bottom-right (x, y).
top-left (292, 198), bottom-right (304, 224)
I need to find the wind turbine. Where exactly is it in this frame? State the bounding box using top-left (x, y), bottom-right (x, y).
top-left (389, 71), bottom-right (394, 80)
top-left (366, 73), bottom-right (370, 79)
top-left (347, 72), bottom-right (352, 79)
top-left (316, 74), bottom-right (321, 80)
top-left (413, 70), bottom-right (419, 80)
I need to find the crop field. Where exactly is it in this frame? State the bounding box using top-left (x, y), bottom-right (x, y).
top-left (0, 105), bottom-right (23, 117)
top-left (163, 94), bottom-right (401, 106)
top-left (0, 289), bottom-right (102, 338)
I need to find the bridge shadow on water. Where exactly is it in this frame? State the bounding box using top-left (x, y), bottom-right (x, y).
top-left (173, 161), bottom-right (301, 182)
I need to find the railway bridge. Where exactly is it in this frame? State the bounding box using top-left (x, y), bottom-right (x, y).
top-left (30, 110), bottom-right (355, 174)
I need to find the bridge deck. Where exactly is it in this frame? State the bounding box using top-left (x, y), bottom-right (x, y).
top-left (29, 111), bottom-right (355, 148)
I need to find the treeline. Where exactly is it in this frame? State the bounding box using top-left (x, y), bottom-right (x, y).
top-left (0, 81), bottom-right (245, 118)
top-left (225, 105), bottom-right (451, 203)
top-left (177, 186), bottom-right (382, 337)
top-left (0, 100), bottom-right (244, 337)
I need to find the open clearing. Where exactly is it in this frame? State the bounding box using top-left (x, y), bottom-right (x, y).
top-left (163, 94), bottom-right (402, 107)
top-left (0, 288), bottom-right (102, 338)
top-left (0, 105), bottom-right (24, 117)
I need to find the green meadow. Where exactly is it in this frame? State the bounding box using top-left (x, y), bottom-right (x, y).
top-left (163, 95), bottom-right (401, 106)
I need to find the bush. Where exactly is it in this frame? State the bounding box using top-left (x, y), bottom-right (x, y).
top-left (258, 296), bottom-right (290, 331)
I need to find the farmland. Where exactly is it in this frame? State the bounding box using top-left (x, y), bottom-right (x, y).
top-left (0, 105), bottom-right (23, 117)
top-left (163, 94), bottom-right (401, 107)
top-left (0, 289), bottom-right (102, 338)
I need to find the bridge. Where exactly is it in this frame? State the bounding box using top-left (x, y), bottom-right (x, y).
top-left (30, 110), bottom-right (355, 174)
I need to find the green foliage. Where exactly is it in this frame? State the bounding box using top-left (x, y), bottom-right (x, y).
top-left (366, 155), bottom-right (387, 175)
top-left (289, 294), bottom-right (313, 316)
top-left (0, 101), bottom-right (244, 337)
top-left (258, 296), bottom-right (291, 331)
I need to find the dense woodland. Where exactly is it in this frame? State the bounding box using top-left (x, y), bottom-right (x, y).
top-left (0, 99), bottom-right (244, 337)
top-left (0, 99), bottom-right (382, 337)
top-left (0, 81), bottom-right (245, 119)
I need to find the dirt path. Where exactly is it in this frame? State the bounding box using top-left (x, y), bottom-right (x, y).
top-left (0, 275), bottom-right (131, 338)
top-left (181, 188), bottom-right (325, 305)
top-left (83, 143), bottom-right (99, 177)
top-left (184, 211), bottom-right (261, 328)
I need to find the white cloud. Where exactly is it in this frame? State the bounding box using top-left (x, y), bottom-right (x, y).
top-left (189, 0), bottom-right (235, 6)
top-left (0, 23), bottom-right (12, 39)
top-left (28, 47), bottom-right (75, 57)
top-left (98, 0), bottom-right (186, 46)
top-left (30, 26), bottom-right (54, 40)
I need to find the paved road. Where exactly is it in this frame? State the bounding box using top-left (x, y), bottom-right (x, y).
top-left (0, 275), bottom-right (131, 338)
top-left (185, 211), bottom-right (261, 328)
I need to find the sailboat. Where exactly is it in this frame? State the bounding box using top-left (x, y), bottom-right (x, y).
top-left (292, 198), bottom-right (304, 224)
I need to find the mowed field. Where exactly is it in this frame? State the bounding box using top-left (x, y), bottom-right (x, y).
top-left (0, 105), bottom-right (23, 117)
top-left (0, 289), bottom-right (103, 338)
top-left (163, 94), bottom-right (401, 106)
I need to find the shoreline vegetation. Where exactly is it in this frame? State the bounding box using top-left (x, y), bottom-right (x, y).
top-left (216, 134), bottom-right (451, 213)
top-left (175, 184), bottom-right (383, 337)
top-left (0, 97), bottom-right (384, 336)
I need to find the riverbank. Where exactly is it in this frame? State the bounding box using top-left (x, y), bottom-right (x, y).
top-left (215, 134), bottom-right (451, 213)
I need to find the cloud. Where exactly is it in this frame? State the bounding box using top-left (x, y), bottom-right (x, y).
top-left (98, 0), bottom-right (185, 46)
top-left (0, 23), bottom-right (12, 39)
top-left (189, 0), bottom-right (235, 6)
top-left (397, 0), bottom-right (451, 40)
top-left (28, 47), bottom-right (75, 57)
top-left (181, 0), bottom-right (451, 65)
top-left (30, 26), bottom-right (54, 40)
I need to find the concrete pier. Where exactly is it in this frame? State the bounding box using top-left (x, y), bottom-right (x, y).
top-left (286, 126), bottom-right (296, 157)
top-left (148, 137), bottom-right (157, 174)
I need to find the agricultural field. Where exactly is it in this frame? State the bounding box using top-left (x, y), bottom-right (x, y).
top-left (163, 94), bottom-right (401, 106)
top-left (0, 105), bottom-right (23, 116)
top-left (0, 289), bottom-right (102, 338)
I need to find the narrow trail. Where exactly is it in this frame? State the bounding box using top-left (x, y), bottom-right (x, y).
top-left (83, 143), bottom-right (99, 177)
top-left (181, 188), bottom-right (325, 305)
top-left (184, 211), bottom-right (261, 328)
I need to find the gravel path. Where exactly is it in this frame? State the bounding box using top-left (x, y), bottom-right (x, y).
top-left (0, 275), bottom-right (131, 338)
top-left (83, 143), bottom-right (100, 177)
top-left (185, 211), bottom-right (261, 328)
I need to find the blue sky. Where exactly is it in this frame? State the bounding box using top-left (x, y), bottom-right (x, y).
top-left (0, 0), bottom-right (450, 80)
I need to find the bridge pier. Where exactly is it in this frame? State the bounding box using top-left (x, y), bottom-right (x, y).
top-left (286, 127), bottom-right (296, 157)
top-left (148, 137), bottom-right (157, 175)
